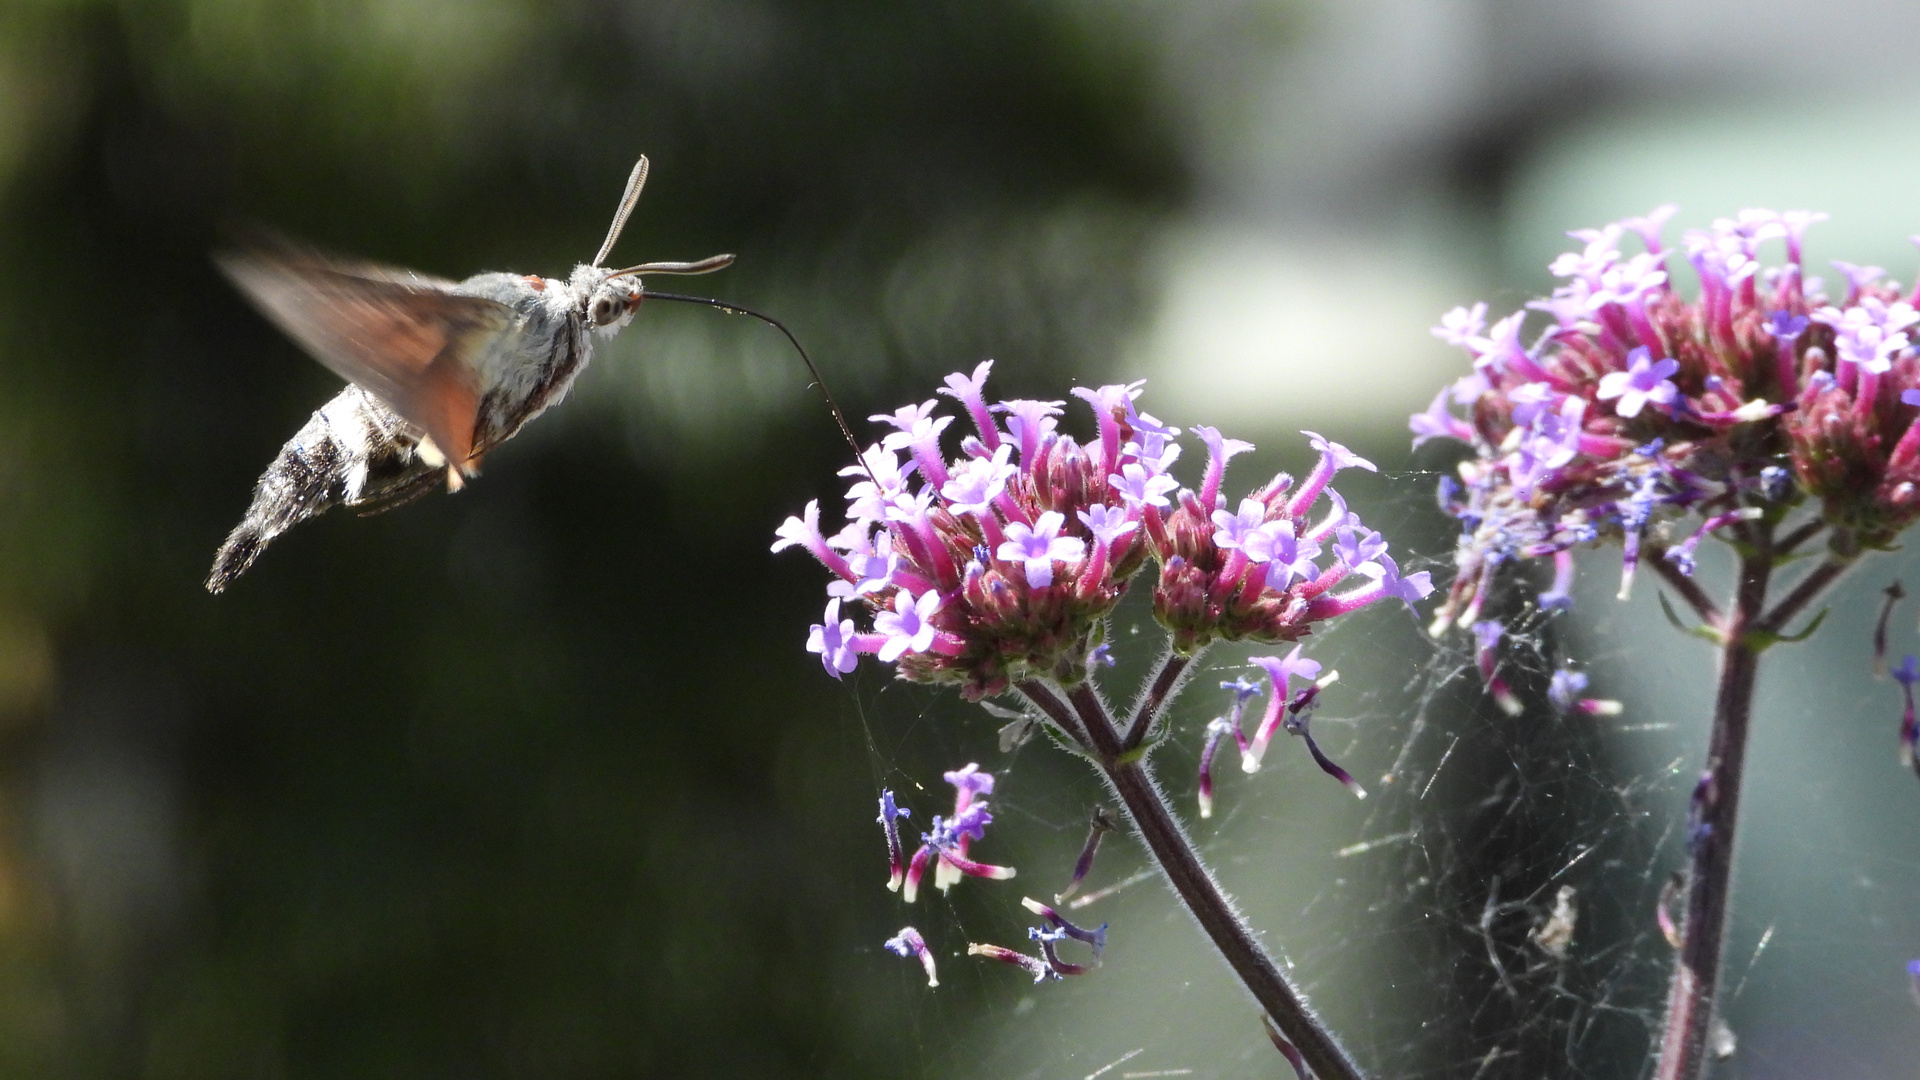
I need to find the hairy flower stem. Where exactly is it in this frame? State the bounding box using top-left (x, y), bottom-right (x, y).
top-left (1017, 670), bottom-right (1366, 1080)
top-left (1654, 531), bottom-right (1849, 1080)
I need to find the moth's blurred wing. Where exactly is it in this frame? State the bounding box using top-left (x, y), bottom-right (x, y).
top-left (219, 250), bottom-right (513, 471)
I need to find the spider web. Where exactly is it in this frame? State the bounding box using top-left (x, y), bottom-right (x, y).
top-left (814, 461), bottom-right (1920, 1080)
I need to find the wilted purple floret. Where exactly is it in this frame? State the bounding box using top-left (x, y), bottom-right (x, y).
top-left (878, 790), bottom-right (911, 892)
top-left (1895, 655), bottom-right (1920, 774)
top-left (884, 926), bottom-right (939, 987)
top-left (1548, 669), bottom-right (1588, 711)
top-left (1597, 347), bottom-right (1681, 418)
top-left (968, 942), bottom-right (1056, 982)
top-left (1242, 647), bottom-right (1323, 771)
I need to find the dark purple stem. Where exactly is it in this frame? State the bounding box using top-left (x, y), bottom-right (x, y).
top-left (1654, 529), bottom-right (1852, 1080)
top-left (1122, 649), bottom-right (1197, 750)
top-left (1755, 556), bottom-right (1851, 636)
top-left (1024, 679), bottom-right (1366, 1080)
top-left (1653, 541), bottom-right (1769, 1080)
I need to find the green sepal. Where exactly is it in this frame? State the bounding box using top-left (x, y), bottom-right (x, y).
top-left (1658, 590), bottom-right (1725, 645)
top-left (1746, 607), bottom-right (1829, 652)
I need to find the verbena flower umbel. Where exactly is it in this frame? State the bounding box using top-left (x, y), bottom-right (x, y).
top-left (777, 362), bottom-right (1432, 698)
top-left (782, 364), bottom-right (1437, 1080)
top-left (1413, 208), bottom-right (1920, 1080)
top-left (1414, 207), bottom-right (1920, 628)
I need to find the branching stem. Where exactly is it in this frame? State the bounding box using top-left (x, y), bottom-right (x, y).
top-left (1647, 554), bottom-right (1723, 626)
top-left (1015, 670), bottom-right (1366, 1080)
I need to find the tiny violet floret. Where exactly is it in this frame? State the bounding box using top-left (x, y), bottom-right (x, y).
top-left (884, 926), bottom-right (939, 988)
top-left (1596, 347), bottom-right (1681, 419)
top-left (806, 599), bottom-right (861, 679)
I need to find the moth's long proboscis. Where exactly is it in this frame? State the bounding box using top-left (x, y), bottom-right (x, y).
top-left (644, 290), bottom-right (872, 479)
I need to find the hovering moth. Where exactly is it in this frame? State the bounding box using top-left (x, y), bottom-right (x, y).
top-left (207, 156), bottom-right (733, 593)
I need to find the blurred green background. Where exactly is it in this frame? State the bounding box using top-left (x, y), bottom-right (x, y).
top-left (3, 1), bottom-right (1920, 1078)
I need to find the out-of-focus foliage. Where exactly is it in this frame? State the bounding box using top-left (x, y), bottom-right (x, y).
top-left (0, 2), bottom-right (1196, 1076)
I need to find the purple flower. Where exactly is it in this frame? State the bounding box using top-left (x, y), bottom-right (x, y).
top-left (1597, 347), bottom-right (1681, 418)
top-left (1110, 462), bottom-right (1177, 509)
top-left (943, 762), bottom-right (996, 802)
top-left (1551, 225), bottom-right (1622, 284)
top-left (1332, 525), bottom-right (1388, 575)
top-left (874, 589), bottom-right (944, 661)
top-left (1432, 302), bottom-right (1489, 348)
top-left (1193, 426), bottom-right (1255, 508)
top-left (940, 444), bottom-right (1016, 515)
top-left (869, 399), bottom-right (940, 439)
top-left (1832, 260), bottom-right (1886, 304)
top-left (1304, 431), bottom-right (1376, 474)
top-left (1547, 668), bottom-right (1623, 717)
top-left (1895, 655), bottom-right (1919, 773)
top-left (996, 511), bottom-right (1085, 588)
top-left (840, 445), bottom-right (913, 524)
top-left (806, 599), bottom-right (861, 679)
top-left (1210, 498), bottom-right (1269, 552)
top-left (1077, 504), bottom-right (1138, 547)
top-left (996, 399), bottom-right (1064, 467)
top-left (1243, 520), bottom-right (1320, 587)
top-left (1619, 204), bottom-right (1678, 254)
top-left (938, 360), bottom-right (1002, 449)
top-left (1411, 388), bottom-right (1469, 448)
top-left (1813, 298), bottom-right (1918, 374)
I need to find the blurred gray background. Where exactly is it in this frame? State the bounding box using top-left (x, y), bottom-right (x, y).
top-left (0, 0), bottom-right (1917, 1077)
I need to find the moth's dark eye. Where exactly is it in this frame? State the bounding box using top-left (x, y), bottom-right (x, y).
top-left (592, 296), bottom-right (619, 324)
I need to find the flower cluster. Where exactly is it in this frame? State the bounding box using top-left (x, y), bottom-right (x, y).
top-left (778, 363), bottom-right (1432, 698)
top-left (1414, 208), bottom-right (1920, 629)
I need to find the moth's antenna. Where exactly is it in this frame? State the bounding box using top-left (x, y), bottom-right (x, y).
top-left (645, 290), bottom-right (870, 472)
top-left (609, 254), bottom-right (735, 277)
top-left (593, 156), bottom-right (650, 268)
